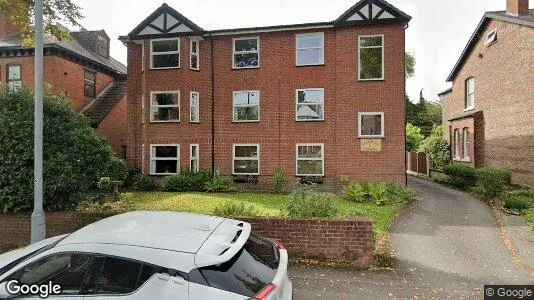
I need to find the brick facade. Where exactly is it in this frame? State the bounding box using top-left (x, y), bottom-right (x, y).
top-left (442, 18), bottom-right (534, 186)
top-left (126, 2), bottom-right (409, 191)
top-left (0, 212), bottom-right (374, 267)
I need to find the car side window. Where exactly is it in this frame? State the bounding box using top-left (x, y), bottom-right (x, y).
top-left (93, 257), bottom-right (142, 294)
top-left (7, 253), bottom-right (94, 295)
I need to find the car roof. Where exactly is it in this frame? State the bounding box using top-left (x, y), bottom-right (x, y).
top-left (58, 211), bottom-right (226, 254)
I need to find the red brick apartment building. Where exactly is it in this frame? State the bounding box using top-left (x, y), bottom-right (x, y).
top-left (0, 17), bottom-right (128, 157)
top-left (440, 0), bottom-right (534, 186)
top-left (121, 0), bottom-right (411, 190)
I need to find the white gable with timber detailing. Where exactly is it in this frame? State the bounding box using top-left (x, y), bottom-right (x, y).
top-left (138, 12), bottom-right (195, 35)
top-left (335, 0), bottom-right (410, 25)
top-left (345, 2), bottom-right (396, 21)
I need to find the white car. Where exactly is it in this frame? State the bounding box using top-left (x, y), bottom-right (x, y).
top-left (0, 211), bottom-right (292, 299)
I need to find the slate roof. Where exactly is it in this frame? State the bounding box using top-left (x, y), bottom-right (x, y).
top-left (83, 81), bottom-right (128, 125)
top-left (446, 9), bottom-right (534, 82)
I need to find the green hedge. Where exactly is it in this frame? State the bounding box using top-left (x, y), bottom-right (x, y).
top-left (442, 164), bottom-right (512, 198)
top-left (442, 164), bottom-right (478, 187)
top-left (162, 171), bottom-right (212, 192)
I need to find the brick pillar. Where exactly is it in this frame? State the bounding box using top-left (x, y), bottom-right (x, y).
top-left (507, 0), bottom-right (529, 16)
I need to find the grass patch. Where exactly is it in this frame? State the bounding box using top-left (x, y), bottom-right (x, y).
top-left (125, 192), bottom-right (404, 240)
top-left (525, 208), bottom-right (534, 231)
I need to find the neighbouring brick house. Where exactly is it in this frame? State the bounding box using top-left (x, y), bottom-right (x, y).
top-left (0, 17), bottom-right (128, 158)
top-left (121, 0), bottom-right (411, 191)
top-left (440, 0), bottom-right (534, 186)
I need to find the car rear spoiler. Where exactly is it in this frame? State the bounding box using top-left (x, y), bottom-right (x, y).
top-left (194, 219), bottom-right (252, 268)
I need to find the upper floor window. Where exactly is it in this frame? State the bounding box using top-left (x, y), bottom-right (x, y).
top-left (358, 112), bottom-right (384, 138)
top-left (296, 33), bottom-right (324, 66)
top-left (296, 144), bottom-right (324, 176)
top-left (233, 144), bottom-right (260, 175)
top-left (296, 88), bottom-right (324, 121)
top-left (151, 144), bottom-right (179, 175)
top-left (233, 37), bottom-right (259, 69)
top-left (7, 63), bottom-right (22, 91)
top-left (453, 129), bottom-right (461, 159)
top-left (190, 91), bottom-right (199, 123)
top-left (465, 77), bottom-right (475, 110)
top-left (190, 39), bottom-right (199, 70)
top-left (84, 70), bottom-right (96, 98)
top-left (358, 35), bottom-right (384, 80)
top-left (233, 91), bottom-right (259, 122)
top-left (463, 128), bottom-right (470, 160)
top-left (151, 38), bottom-right (180, 69)
top-left (151, 91), bottom-right (180, 122)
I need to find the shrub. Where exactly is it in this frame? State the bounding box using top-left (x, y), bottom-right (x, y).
top-left (475, 168), bottom-right (512, 198)
top-left (162, 171), bottom-right (212, 192)
top-left (97, 177), bottom-right (112, 192)
top-left (503, 196), bottom-right (530, 211)
top-left (419, 125), bottom-right (451, 170)
top-left (388, 184), bottom-right (415, 204)
top-left (367, 182), bottom-right (390, 205)
top-left (443, 164), bottom-right (477, 187)
top-left (123, 168), bottom-right (142, 189)
top-left (132, 174), bottom-right (155, 191)
top-left (76, 200), bottom-right (115, 213)
top-left (213, 201), bottom-right (259, 217)
top-left (204, 171), bottom-right (236, 193)
top-left (117, 193), bottom-right (136, 212)
top-left (271, 169), bottom-right (287, 194)
top-left (285, 188), bottom-right (339, 218)
top-left (406, 123), bottom-right (424, 152)
top-left (343, 182), bottom-right (369, 203)
top-left (0, 89), bottom-right (127, 212)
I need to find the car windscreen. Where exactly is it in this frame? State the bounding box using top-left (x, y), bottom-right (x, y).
top-left (198, 232), bottom-right (279, 297)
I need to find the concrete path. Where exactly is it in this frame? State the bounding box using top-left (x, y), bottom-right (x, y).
top-left (290, 176), bottom-right (534, 299)
top-left (503, 214), bottom-right (534, 270)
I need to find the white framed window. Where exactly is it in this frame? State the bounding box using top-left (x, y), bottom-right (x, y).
top-left (296, 144), bottom-right (324, 176)
top-left (358, 35), bottom-right (384, 80)
top-left (358, 112), bottom-right (384, 138)
top-left (465, 77), bottom-right (475, 110)
top-left (485, 28), bottom-right (497, 46)
top-left (233, 144), bottom-right (260, 175)
top-left (233, 91), bottom-right (260, 122)
top-left (190, 144), bottom-right (199, 172)
top-left (190, 39), bottom-right (199, 70)
top-left (296, 33), bottom-right (324, 66)
top-left (150, 91), bottom-right (180, 122)
top-left (463, 128), bottom-right (470, 161)
top-left (7, 64), bottom-right (22, 91)
top-left (141, 42), bottom-right (145, 72)
top-left (190, 91), bottom-right (199, 123)
top-left (233, 37), bottom-right (260, 69)
top-left (150, 144), bottom-right (180, 175)
top-left (454, 129), bottom-right (461, 160)
top-left (296, 88), bottom-right (324, 121)
top-left (150, 38), bottom-right (180, 69)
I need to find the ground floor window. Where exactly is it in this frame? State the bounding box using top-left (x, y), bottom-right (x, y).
top-left (150, 144), bottom-right (179, 175)
top-left (233, 144), bottom-right (259, 175)
top-left (463, 128), bottom-right (470, 160)
top-left (453, 129), bottom-right (460, 160)
top-left (296, 144), bottom-right (324, 176)
top-left (7, 63), bottom-right (22, 91)
top-left (190, 144), bottom-right (199, 172)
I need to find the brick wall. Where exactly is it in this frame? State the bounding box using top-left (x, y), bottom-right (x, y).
top-left (97, 95), bottom-right (128, 158)
top-left (442, 19), bottom-right (534, 186)
top-left (0, 212), bottom-right (374, 267)
top-left (127, 23), bottom-right (407, 190)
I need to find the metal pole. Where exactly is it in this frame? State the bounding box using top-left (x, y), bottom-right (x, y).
top-left (31, 0), bottom-right (46, 243)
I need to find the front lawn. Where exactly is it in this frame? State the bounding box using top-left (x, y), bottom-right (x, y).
top-left (126, 192), bottom-right (404, 239)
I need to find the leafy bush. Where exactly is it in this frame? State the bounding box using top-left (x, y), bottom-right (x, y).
top-left (271, 169), bottom-right (287, 194)
top-left (213, 201), bottom-right (259, 217)
top-left (162, 171), bottom-right (212, 192)
top-left (475, 168), bottom-right (512, 198)
top-left (343, 181), bottom-right (369, 203)
top-left (406, 123), bottom-right (424, 152)
top-left (132, 174), bottom-right (156, 191)
top-left (503, 196), bottom-right (530, 211)
top-left (97, 177), bottom-right (112, 192)
top-left (443, 164), bottom-right (477, 187)
top-left (388, 184), bottom-right (415, 204)
top-left (204, 171), bottom-right (236, 192)
top-left (77, 192), bottom-right (136, 213)
top-left (367, 182), bottom-right (390, 205)
top-left (285, 188), bottom-right (339, 218)
top-left (123, 168), bottom-right (142, 189)
top-left (419, 125), bottom-right (451, 170)
top-left (0, 89), bottom-right (127, 212)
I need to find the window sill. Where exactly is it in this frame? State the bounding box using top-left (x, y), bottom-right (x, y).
top-left (150, 67), bottom-right (180, 70)
top-left (453, 157), bottom-right (462, 162)
top-left (150, 121), bottom-right (181, 123)
top-left (358, 78), bottom-right (385, 82)
top-left (190, 68), bottom-right (200, 72)
top-left (461, 158), bottom-right (471, 163)
top-left (464, 106), bottom-right (475, 112)
top-left (296, 63), bottom-right (325, 67)
top-left (232, 120), bottom-right (260, 123)
top-left (150, 173), bottom-right (178, 176)
top-left (358, 136), bottom-right (385, 139)
top-left (232, 66), bottom-right (260, 70)
top-left (190, 121), bottom-right (200, 124)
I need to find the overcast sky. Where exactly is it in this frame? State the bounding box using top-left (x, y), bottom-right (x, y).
top-left (72, 0), bottom-right (534, 102)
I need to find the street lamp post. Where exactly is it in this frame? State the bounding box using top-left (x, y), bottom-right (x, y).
top-left (31, 0), bottom-right (46, 243)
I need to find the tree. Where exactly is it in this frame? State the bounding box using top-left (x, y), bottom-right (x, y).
top-left (0, 89), bottom-right (126, 212)
top-left (406, 92), bottom-right (442, 137)
top-left (406, 123), bottom-right (424, 152)
top-left (0, 0), bottom-right (83, 46)
top-left (419, 125), bottom-right (451, 170)
top-left (405, 52), bottom-right (415, 79)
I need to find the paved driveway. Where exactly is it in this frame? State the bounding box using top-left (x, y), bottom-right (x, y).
top-left (290, 176), bottom-right (533, 299)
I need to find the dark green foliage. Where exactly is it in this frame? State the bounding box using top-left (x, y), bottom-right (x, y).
top-left (97, 177), bottom-right (112, 192)
top-left (213, 201), bottom-right (259, 217)
top-left (419, 125), bottom-right (451, 170)
top-left (204, 171), bottom-right (236, 192)
top-left (475, 168), bottom-right (512, 198)
top-left (132, 174), bottom-right (155, 191)
top-left (342, 181), bottom-right (368, 203)
top-left (162, 171), bottom-right (212, 192)
top-left (406, 97), bottom-right (442, 137)
top-left (367, 182), bottom-right (390, 205)
top-left (504, 196), bottom-right (530, 211)
top-left (406, 123), bottom-right (424, 152)
top-left (387, 184), bottom-right (415, 204)
top-left (443, 164), bottom-right (477, 187)
top-left (285, 188), bottom-right (339, 218)
top-left (341, 177), bottom-right (414, 205)
top-left (271, 168), bottom-right (287, 194)
top-left (0, 89), bottom-right (126, 212)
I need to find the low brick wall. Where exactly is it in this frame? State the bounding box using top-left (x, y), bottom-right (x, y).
top-left (0, 212), bottom-right (373, 267)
